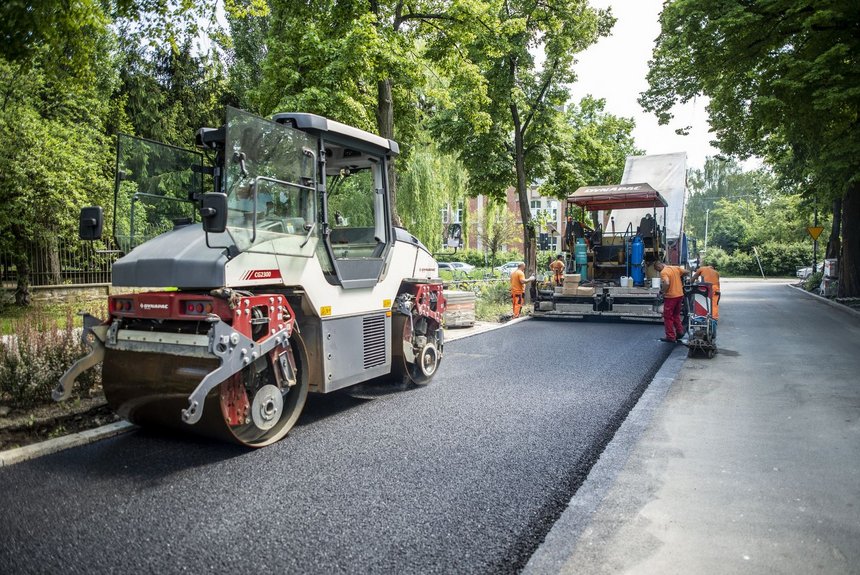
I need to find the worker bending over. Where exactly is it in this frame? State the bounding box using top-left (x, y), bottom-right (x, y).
top-left (692, 261), bottom-right (721, 320)
top-left (654, 260), bottom-right (689, 343)
top-left (510, 263), bottom-right (535, 318)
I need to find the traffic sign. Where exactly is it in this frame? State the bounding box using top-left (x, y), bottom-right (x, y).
top-left (807, 226), bottom-right (824, 241)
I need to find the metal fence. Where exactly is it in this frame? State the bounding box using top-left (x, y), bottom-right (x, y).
top-left (1, 239), bottom-right (119, 288)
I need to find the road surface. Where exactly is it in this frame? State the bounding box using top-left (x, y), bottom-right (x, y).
top-left (0, 320), bottom-right (673, 574)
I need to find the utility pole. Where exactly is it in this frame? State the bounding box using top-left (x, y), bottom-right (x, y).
top-left (703, 208), bottom-right (710, 253)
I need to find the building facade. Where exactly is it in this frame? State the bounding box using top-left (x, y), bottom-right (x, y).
top-left (442, 187), bottom-right (565, 254)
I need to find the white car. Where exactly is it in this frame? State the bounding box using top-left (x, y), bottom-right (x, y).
top-left (438, 261), bottom-right (475, 274)
top-left (494, 261), bottom-right (524, 276)
top-left (796, 264), bottom-right (823, 280)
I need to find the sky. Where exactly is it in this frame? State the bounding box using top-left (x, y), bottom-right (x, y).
top-left (570, 0), bottom-right (720, 171)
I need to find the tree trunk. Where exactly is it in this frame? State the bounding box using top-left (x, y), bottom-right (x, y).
top-left (839, 182), bottom-right (859, 298)
top-left (511, 110), bottom-right (536, 282)
top-left (376, 78), bottom-right (401, 227)
top-left (826, 197), bottom-right (841, 260)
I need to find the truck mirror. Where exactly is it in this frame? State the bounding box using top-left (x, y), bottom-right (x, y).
top-left (79, 206), bottom-right (103, 240)
top-left (201, 192), bottom-right (228, 233)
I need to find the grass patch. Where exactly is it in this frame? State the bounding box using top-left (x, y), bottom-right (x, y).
top-left (0, 298), bottom-right (106, 336)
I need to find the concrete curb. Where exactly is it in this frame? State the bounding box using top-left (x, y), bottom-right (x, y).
top-left (0, 421), bottom-right (136, 467)
top-left (444, 315), bottom-right (530, 342)
top-left (786, 283), bottom-right (860, 319)
top-left (523, 343), bottom-right (689, 574)
top-left (0, 318), bottom-right (525, 467)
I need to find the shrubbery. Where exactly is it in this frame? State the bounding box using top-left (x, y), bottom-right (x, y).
top-left (701, 242), bottom-right (813, 277)
top-left (433, 248), bottom-right (524, 269)
top-left (0, 310), bottom-right (101, 409)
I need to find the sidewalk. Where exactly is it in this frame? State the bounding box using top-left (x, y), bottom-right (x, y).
top-left (526, 278), bottom-right (860, 574)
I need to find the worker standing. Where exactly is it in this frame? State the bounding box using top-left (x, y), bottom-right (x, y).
top-left (549, 254), bottom-right (565, 286)
top-left (692, 261), bottom-right (721, 320)
top-left (510, 263), bottom-right (535, 318)
top-left (654, 260), bottom-right (689, 342)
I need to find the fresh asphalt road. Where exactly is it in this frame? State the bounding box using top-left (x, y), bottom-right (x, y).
top-left (0, 320), bottom-right (673, 574)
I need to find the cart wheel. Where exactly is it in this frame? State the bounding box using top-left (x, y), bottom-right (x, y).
top-left (706, 348), bottom-right (715, 359)
top-left (688, 347), bottom-right (696, 358)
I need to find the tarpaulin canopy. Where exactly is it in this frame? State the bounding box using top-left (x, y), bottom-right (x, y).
top-left (567, 183), bottom-right (668, 210)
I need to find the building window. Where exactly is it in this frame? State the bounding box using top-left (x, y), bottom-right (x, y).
top-left (441, 205), bottom-right (449, 224)
top-left (529, 199), bottom-right (541, 219)
top-left (454, 201), bottom-right (463, 224)
top-left (547, 200), bottom-right (558, 223)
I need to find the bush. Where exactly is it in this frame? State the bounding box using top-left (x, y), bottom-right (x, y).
top-left (475, 279), bottom-right (515, 321)
top-left (724, 250), bottom-right (757, 276)
top-left (703, 243), bottom-right (813, 277)
top-left (0, 309), bottom-right (101, 409)
top-left (804, 271), bottom-right (823, 293)
top-left (755, 241), bottom-right (814, 276)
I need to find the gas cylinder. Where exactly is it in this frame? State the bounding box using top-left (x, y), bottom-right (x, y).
top-left (630, 235), bottom-right (645, 286)
top-left (575, 237), bottom-right (588, 280)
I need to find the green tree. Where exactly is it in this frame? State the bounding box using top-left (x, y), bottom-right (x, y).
top-left (116, 36), bottom-right (227, 147)
top-left (478, 200), bottom-right (520, 267)
top-left (245, 0), bottom-right (479, 226)
top-left (541, 96), bottom-right (642, 199)
top-left (0, 0), bottom-right (116, 305)
top-left (396, 141), bottom-right (467, 250)
top-left (432, 0), bottom-right (613, 275)
top-left (641, 0), bottom-right (860, 297)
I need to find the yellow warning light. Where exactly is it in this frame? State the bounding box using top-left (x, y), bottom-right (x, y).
top-left (383, 299), bottom-right (392, 308)
top-left (386, 311), bottom-right (392, 317)
top-left (320, 306), bottom-right (332, 317)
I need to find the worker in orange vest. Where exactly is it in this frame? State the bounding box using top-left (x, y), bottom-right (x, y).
top-left (692, 262), bottom-right (721, 320)
top-left (654, 260), bottom-right (689, 342)
top-left (549, 254), bottom-right (565, 286)
top-left (510, 263), bottom-right (535, 318)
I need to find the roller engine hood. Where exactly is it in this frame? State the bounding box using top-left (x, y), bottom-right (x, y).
top-left (112, 224), bottom-right (230, 289)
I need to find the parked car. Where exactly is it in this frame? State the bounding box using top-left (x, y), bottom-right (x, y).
top-left (494, 261), bottom-right (524, 276)
top-left (796, 263), bottom-right (823, 280)
top-left (438, 261), bottom-right (476, 274)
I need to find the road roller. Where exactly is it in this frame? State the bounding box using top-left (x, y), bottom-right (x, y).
top-left (56, 107), bottom-right (446, 447)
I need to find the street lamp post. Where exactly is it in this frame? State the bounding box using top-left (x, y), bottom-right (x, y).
top-left (704, 208), bottom-right (710, 253)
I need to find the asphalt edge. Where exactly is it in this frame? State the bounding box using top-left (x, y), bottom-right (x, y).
top-left (0, 316), bottom-right (528, 466)
top-left (0, 421), bottom-right (136, 467)
top-left (522, 343), bottom-right (689, 574)
top-left (444, 315), bottom-right (531, 342)
top-left (786, 283), bottom-right (860, 319)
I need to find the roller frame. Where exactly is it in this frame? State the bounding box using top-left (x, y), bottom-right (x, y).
top-left (56, 298), bottom-right (296, 428)
top-left (180, 318), bottom-right (292, 425)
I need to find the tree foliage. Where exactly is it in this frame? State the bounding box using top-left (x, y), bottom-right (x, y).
top-left (431, 0), bottom-right (613, 275)
top-left (641, 0), bottom-right (860, 296)
top-left (541, 96), bottom-right (642, 200)
top-left (398, 141), bottom-right (467, 251)
top-left (478, 200), bottom-right (520, 267)
top-left (0, 0), bottom-right (226, 304)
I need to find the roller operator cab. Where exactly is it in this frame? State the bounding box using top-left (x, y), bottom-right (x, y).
top-left (58, 107), bottom-right (446, 447)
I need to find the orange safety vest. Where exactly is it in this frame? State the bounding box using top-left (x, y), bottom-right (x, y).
top-left (510, 269), bottom-right (526, 295)
top-left (660, 265), bottom-right (684, 298)
top-left (697, 266), bottom-right (720, 291)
